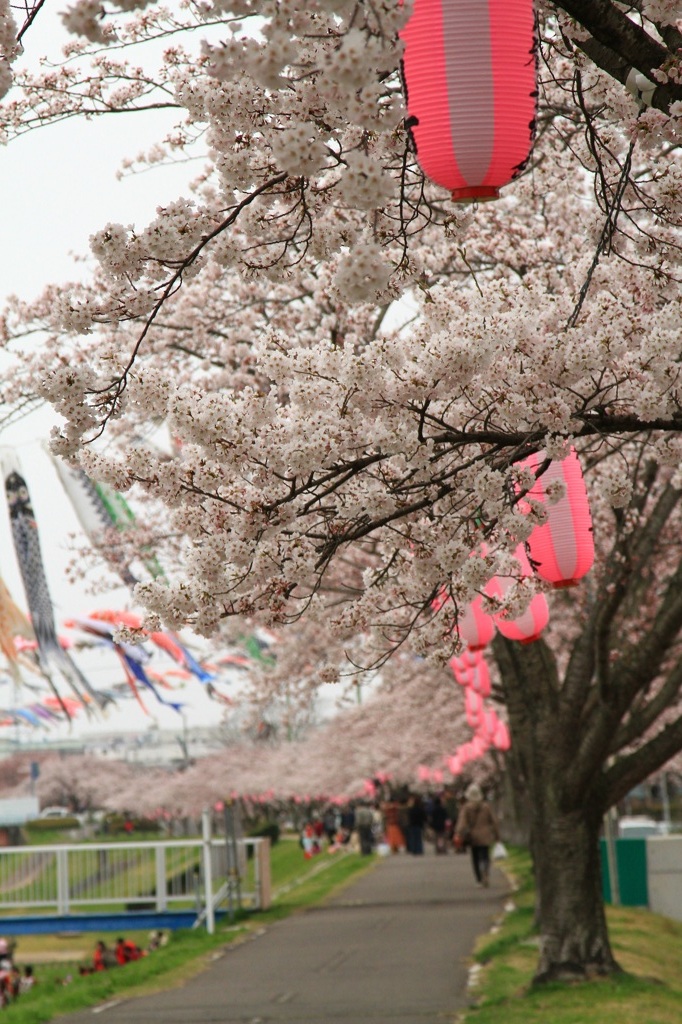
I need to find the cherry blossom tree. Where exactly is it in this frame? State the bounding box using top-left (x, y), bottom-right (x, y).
top-left (2, 0), bottom-right (682, 984)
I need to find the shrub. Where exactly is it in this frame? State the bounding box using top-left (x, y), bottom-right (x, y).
top-left (25, 816), bottom-right (80, 832)
top-left (247, 820), bottom-right (280, 846)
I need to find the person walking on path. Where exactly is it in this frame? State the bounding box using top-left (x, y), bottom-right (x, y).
top-left (354, 802), bottom-right (375, 855)
top-left (381, 794), bottom-right (406, 853)
top-left (429, 794), bottom-right (449, 854)
top-left (406, 793), bottom-right (427, 855)
top-left (455, 783), bottom-right (499, 887)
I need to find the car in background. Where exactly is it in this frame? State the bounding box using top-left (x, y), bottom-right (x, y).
top-left (38, 806), bottom-right (73, 820)
top-left (37, 807), bottom-right (87, 826)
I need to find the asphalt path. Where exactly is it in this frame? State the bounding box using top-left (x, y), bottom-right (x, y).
top-left (56, 849), bottom-right (509, 1024)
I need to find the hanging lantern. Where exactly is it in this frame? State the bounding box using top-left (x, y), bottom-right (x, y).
top-left (460, 648), bottom-right (483, 669)
top-left (518, 448), bottom-right (594, 587)
top-left (400, 0), bottom-right (537, 203)
top-left (477, 708), bottom-right (499, 743)
top-left (493, 720), bottom-right (511, 751)
top-left (467, 660), bottom-right (492, 698)
top-left (465, 687), bottom-right (484, 729)
top-left (498, 591), bottom-right (549, 644)
top-left (457, 742), bottom-right (473, 765)
top-left (470, 735), bottom-right (488, 757)
top-left (450, 647), bottom-right (483, 683)
top-left (455, 595), bottom-right (496, 650)
top-left (452, 657), bottom-right (491, 697)
top-left (485, 544), bottom-right (549, 643)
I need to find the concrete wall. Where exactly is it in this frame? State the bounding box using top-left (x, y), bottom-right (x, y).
top-left (646, 836), bottom-right (682, 922)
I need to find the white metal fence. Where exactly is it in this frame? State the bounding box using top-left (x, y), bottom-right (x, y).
top-left (0, 835), bottom-right (269, 929)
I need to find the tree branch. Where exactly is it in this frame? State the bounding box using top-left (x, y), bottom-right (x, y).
top-left (554, 0), bottom-right (682, 112)
top-left (603, 715), bottom-right (682, 809)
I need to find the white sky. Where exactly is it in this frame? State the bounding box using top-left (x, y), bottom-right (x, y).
top-left (0, 5), bottom-right (233, 740)
top-left (0, 6), bottom-right (361, 742)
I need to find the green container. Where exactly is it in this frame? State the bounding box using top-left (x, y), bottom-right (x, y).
top-left (600, 837), bottom-right (648, 906)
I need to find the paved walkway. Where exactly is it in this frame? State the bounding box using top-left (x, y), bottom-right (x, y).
top-left (56, 850), bottom-right (509, 1024)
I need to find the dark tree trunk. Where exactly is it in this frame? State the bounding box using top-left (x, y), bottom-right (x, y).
top-left (494, 636), bottom-right (622, 983)
top-left (497, 750), bottom-right (532, 846)
top-left (530, 801), bottom-right (620, 982)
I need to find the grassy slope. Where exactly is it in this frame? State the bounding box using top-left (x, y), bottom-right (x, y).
top-left (3, 842), bottom-right (375, 1024)
top-left (466, 849), bottom-right (682, 1024)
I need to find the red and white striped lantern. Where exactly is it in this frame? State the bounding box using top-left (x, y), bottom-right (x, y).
top-left (518, 448), bottom-right (594, 587)
top-left (459, 648), bottom-right (483, 669)
top-left (470, 735), bottom-right (489, 757)
top-left (455, 595), bottom-right (496, 650)
top-left (400, 0), bottom-right (537, 203)
top-left (493, 720), bottom-right (511, 751)
top-left (453, 657), bottom-right (492, 698)
top-left (465, 687), bottom-right (484, 729)
top-left (467, 660), bottom-right (492, 698)
top-left (478, 708), bottom-right (499, 743)
top-left (449, 648), bottom-right (483, 683)
top-left (485, 544), bottom-right (549, 644)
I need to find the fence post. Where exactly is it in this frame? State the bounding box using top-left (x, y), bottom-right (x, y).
top-left (56, 848), bottom-right (70, 915)
top-left (201, 808), bottom-right (215, 934)
top-left (155, 845), bottom-right (167, 912)
top-left (256, 838), bottom-right (272, 910)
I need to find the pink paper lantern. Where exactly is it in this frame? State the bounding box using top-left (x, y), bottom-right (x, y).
top-left (432, 769), bottom-right (444, 785)
top-left (457, 743), bottom-right (473, 765)
top-left (417, 764), bottom-right (432, 783)
top-left (493, 720), bottom-right (511, 751)
top-left (485, 544), bottom-right (549, 644)
top-left (477, 708), bottom-right (499, 743)
top-left (517, 448), bottom-right (594, 587)
top-left (470, 735), bottom-right (488, 757)
top-left (447, 754), bottom-right (462, 775)
top-left (455, 595), bottom-right (496, 650)
top-left (450, 656), bottom-right (472, 686)
top-left (460, 648), bottom-right (483, 668)
top-left (467, 660), bottom-right (492, 698)
top-left (400, 0), bottom-right (537, 203)
top-left (465, 688), bottom-right (484, 729)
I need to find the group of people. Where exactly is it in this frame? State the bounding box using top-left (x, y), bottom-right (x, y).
top-left (89, 937), bottom-right (143, 972)
top-left (81, 931), bottom-right (167, 976)
top-left (0, 938), bottom-right (35, 1009)
top-left (298, 783), bottom-right (501, 887)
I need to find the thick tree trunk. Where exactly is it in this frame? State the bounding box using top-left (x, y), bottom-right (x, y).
top-left (531, 802), bottom-right (621, 983)
top-left (494, 637), bottom-right (622, 984)
top-left (498, 751), bottom-right (532, 845)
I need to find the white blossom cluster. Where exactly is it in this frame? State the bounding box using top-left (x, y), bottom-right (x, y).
top-left (1, 3), bottom-right (682, 656)
top-left (0, 0), bottom-right (18, 99)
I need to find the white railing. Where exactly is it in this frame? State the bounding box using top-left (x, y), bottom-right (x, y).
top-left (0, 835), bottom-right (270, 931)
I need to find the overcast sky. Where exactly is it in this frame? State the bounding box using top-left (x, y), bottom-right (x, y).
top-left (0, 6), bottom-right (229, 740)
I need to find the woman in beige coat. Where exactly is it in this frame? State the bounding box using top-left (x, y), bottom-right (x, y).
top-left (455, 783), bottom-right (499, 887)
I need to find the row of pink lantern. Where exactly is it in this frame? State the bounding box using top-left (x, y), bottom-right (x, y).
top-left (443, 647), bottom-right (511, 778)
top-left (452, 447), bottom-right (594, 649)
top-left (400, 0), bottom-right (537, 204)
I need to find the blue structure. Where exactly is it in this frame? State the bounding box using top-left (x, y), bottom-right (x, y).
top-left (0, 910), bottom-right (226, 936)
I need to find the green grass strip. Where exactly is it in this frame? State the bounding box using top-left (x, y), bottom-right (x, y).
top-left (464, 847), bottom-right (682, 1024)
